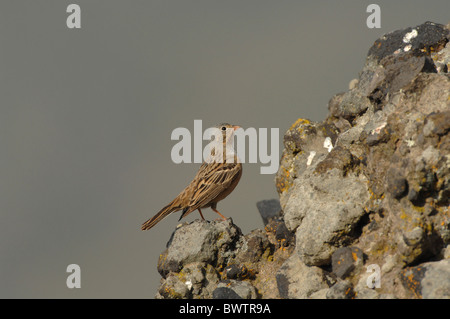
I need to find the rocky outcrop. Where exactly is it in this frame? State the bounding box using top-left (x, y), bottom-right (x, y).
top-left (156, 217), bottom-right (293, 299)
top-left (154, 21), bottom-right (450, 299)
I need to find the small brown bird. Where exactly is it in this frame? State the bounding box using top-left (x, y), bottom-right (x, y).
top-left (141, 123), bottom-right (242, 230)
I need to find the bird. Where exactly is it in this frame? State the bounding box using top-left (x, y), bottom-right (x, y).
top-left (141, 123), bottom-right (242, 230)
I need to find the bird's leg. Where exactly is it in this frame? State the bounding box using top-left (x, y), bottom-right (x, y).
top-left (197, 208), bottom-right (206, 220)
top-left (211, 207), bottom-right (227, 220)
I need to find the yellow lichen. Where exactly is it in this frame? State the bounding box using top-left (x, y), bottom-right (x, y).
top-left (289, 118), bottom-right (311, 131)
top-left (400, 209), bottom-right (410, 220)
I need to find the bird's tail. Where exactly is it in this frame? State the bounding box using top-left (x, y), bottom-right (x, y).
top-left (141, 202), bottom-right (180, 230)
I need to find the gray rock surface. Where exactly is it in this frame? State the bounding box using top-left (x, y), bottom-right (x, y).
top-left (326, 280), bottom-right (355, 299)
top-left (256, 199), bottom-right (282, 225)
top-left (275, 21), bottom-right (449, 298)
top-left (331, 247), bottom-right (364, 279)
top-left (155, 218), bottom-right (293, 299)
top-left (284, 169), bottom-right (369, 266)
top-left (158, 219), bottom-right (242, 277)
top-left (401, 259), bottom-right (450, 299)
top-left (154, 21), bottom-right (450, 299)
top-left (420, 259), bottom-right (450, 299)
top-left (213, 280), bottom-right (257, 299)
top-left (276, 253), bottom-right (334, 299)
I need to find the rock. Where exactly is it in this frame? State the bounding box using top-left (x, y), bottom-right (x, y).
top-left (276, 253), bottom-right (333, 299)
top-left (332, 90), bottom-right (372, 120)
top-left (420, 259), bottom-right (450, 299)
top-left (328, 93), bottom-right (345, 118)
top-left (398, 221), bottom-right (444, 266)
top-left (232, 228), bottom-right (272, 265)
top-left (284, 169), bottom-right (369, 266)
top-left (158, 219), bottom-right (242, 277)
top-left (213, 280), bottom-right (257, 299)
top-left (367, 21), bottom-right (449, 62)
top-left (385, 168), bottom-right (408, 199)
top-left (274, 222), bottom-right (293, 246)
top-left (276, 118), bottom-right (339, 207)
top-left (283, 169), bottom-right (369, 232)
top-left (158, 272), bottom-right (192, 299)
top-left (156, 219), bottom-right (243, 299)
top-left (309, 288), bottom-right (329, 299)
top-left (275, 21), bottom-right (450, 297)
top-left (423, 111), bottom-right (450, 137)
top-left (264, 218), bottom-right (294, 248)
top-left (256, 199), bottom-right (282, 225)
top-left (212, 287), bottom-right (242, 299)
top-left (156, 261), bottom-right (220, 299)
top-left (442, 246), bottom-right (450, 259)
top-left (356, 288), bottom-right (379, 299)
top-left (314, 146), bottom-right (356, 175)
top-left (155, 214), bottom-right (294, 299)
top-left (331, 247), bottom-right (364, 279)
top-left (363, 121), bottom-right (391, 146)
top-left (402, 227), bottom-right (424, 247)
top-left (326, 280), bottom-right (355, 299)
top-left (222, 264), bottom-right (249, 280)
top-left (431, 41), bottom-right (450, 72)
top-left (369, 53), bottom-right (429, 107)
top-left (282, 119), bottom-right (338, 155)
top-left (400, 259), bottom-right (450, 298)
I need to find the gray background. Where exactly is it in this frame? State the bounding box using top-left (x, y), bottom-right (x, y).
top-left (0, 1), bottom-right (448, 298)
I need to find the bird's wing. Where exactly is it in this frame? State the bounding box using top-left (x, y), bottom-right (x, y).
top-left (188, 162), bottom-right (241, 210)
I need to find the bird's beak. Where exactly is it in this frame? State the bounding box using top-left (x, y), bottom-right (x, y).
top-left (233, 125), bottom-right (241, 131)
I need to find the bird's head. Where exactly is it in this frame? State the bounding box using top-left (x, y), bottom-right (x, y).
top-left (216, 123), bottom-right (241, 145)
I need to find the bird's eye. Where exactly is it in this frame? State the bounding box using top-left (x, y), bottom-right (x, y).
top-left (221, 126), bottom-right (226, 131)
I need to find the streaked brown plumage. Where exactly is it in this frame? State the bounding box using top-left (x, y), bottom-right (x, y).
top-left (141, 123), bottom-right (242, 230)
